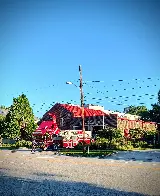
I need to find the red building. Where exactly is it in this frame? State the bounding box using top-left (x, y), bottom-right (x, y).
top-left (33, 103), bottom-right (158, 148)
top-left (40, 103), bottom-right (117, 133)
top-left (40, 103), bottom-right (157, 131)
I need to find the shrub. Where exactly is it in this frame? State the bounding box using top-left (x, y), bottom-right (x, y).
top-left (15, 140), bottom-right (32, 148)
top-left (93, 137), bottom-right (111, 150)
top-left (2, 143), bottom-right (12, 147)
top-left (118, 143), bottom-right (134, 151)
top-left (1, 143), bottom-right (17, 149)
top-left (132, 141), bottom-right (148, 148)
top-left (129, 128), bottom-right (145, 141)
top-left (74, 142), bottom-right (83, 150)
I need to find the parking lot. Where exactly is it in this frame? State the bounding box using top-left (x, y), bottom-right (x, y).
top-left (0, 149), bottom-right (160, 196)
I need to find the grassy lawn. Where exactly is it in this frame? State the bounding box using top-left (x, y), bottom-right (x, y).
top-left (0, 146), bottom-right (18, 150)
top-left (59, 149), bottom-right (116, 157)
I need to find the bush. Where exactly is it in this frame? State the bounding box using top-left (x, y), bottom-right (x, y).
top-left (97, 128), bottom-right (123, 141)
top-left (155, 143), bottom-right (160, 148)
top-left (129, 128), bottom-right (145, 141)
top-left (109, 139), bottom-right (120, 149)
top-left (92, 137), bottom-right (111, 150)
top-left (1, 143), bottom-right (17, 149)
top-left (118, 145), bottom-right (132, 151)
top-left (91, 128), bottom-right (158, 150)
top-left (93, 136), bottom-right (127, 150)
top-left (15, 140), bottom-right (32, 148)
top-left (132, 141), bottom-right (148, 148)
top-left (2, 143), bottom-right (12, 147)
top-left (74, 142), bottom-right (84, 150)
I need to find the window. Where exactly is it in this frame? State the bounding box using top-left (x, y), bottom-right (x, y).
top-left (60, 118), bottom-right (63, 126)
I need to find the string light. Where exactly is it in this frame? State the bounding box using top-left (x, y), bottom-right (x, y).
top-left (3, 77), bottom-right (159, 117)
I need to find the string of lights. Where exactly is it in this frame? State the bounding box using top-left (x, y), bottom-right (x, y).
top-left (3, 77), bottom-right (159, 98)
top-left (2, 77), bottom-right (159, 116)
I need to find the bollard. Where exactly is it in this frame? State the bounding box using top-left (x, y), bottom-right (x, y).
top-left (87, 145), bottom-right (90, 154)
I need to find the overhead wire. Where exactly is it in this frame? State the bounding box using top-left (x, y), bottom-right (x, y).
top-left (3, 77), bottom-right (159, 116)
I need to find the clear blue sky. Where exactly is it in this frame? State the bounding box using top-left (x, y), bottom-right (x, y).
top-left (0, 0), bottom-right (160, 117)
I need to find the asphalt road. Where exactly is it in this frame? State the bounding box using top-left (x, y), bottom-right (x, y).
top-left (0, 149), bottom-right (160, 196)
top-left (105, 149), bottom-right (160, 162)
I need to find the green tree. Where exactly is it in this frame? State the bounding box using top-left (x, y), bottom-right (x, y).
top-left (158, 90), bottom-right (160, 105)
top-left (0, 114), bottom-right (6, 136)
top-left (141, 90), bottom-right (160, 123)
top-left (3, 94), bottom-right (37, 140)
top-left (124, 105), bottom-right (148, 116)
top-left (148, 104), bottom-right (160, 123)
top-left (0, 105), bottom-right (9, 110)
top-left (0, 106), bottom-right (8, 136)
top-left (97, 127), bottom-right (122, 140)
top-left (124, 90), bottom-right (160, 123)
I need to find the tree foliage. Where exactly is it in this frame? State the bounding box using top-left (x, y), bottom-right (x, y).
top-left (2, 94), bottom-right (37, 140)
top-left (141, 90), bottom-right (160, 123)
top-left (147, 104), bottom-right (160, 123)
top-left (0, 114), bottom-right (6, 136)
top-left (96, 126), bottom-right (123, 148)
top-left (129, 128), bottom-right (145, 140)
top-left (0, 105), bottom-right (9, 110)
top-left (125, 90), bottom-right (160, 124)
top-left (97, 126), bottom-right (123, 140)
top-left (124, 105), bottom-right (148, 116)
top-left (158, 90), bottom-right (160, 105)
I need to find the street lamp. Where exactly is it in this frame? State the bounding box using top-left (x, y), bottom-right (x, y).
top-left (66, 65), bottom-right (85, 153)
top-left (66, 81), bottom-right (78, 88)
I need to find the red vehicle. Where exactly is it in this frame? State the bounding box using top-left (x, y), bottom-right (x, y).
top-left (32, 114), bottom-right (61, 150)
top-left (32, 114), bottom-right (92, 150)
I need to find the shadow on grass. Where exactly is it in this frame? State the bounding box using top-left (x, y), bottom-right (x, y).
top-left (0, 171), bottom-right (149, 196)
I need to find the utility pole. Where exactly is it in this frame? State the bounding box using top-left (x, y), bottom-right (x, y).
top-left (79, 65), bottom-right (85, 154)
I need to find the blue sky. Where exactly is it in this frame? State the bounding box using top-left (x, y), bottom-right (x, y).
top-left (0, 0), bottom-right (160, 117)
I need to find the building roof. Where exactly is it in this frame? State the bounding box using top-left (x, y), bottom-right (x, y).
top-left (60, 104), bottom-right (115, 117)
top-left (0, 108), bottom-right (8, 116)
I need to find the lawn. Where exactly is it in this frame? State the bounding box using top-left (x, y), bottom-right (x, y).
top-left (59, 149), bottom-right (116, 157)
top-left (0, 146), bottom-right (17, 150)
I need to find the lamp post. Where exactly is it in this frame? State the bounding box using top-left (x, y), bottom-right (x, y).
top-left (79, 65), bottom-right (85, 154)
top-left (66, 65), bottom-right (85, 153)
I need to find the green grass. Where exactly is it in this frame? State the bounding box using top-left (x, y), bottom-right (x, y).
top-left (59, 149), bottom-right (116, 157)
top-left (60, 148), bottom-right (114, 152)
top-left (0, 146), bottom-right (18, 150)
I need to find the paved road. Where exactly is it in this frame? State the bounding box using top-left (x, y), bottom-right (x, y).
top-left (0, 149), bottom-right (160, 196)
top-left (105, 149), bottom-right (160, 162)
